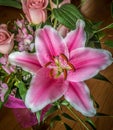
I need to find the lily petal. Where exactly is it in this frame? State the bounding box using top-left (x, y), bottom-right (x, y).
top-left (9, 52), bottom-right (41, 74)
top-left (25, 68), bottom-right (68, 112)
top-left (67, 48), bottom-right (113, 82)
top-left (35, 26), bottom-right (68, 66)
top-left (64, 82), bottom-right (96, 117)
top-left (64, 19), bottom-right (86, 52)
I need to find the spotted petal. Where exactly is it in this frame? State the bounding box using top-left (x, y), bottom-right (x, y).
top-left (25, 68), bottom-right (68, 112)
top-left (9, 52), bottom-right (41, 74)
top-left (35, 26), bottom-right (68, 66)
top-left (67, 48), bottom-right (113, 82)
top-left (64, 82), bottom-right (96, 117)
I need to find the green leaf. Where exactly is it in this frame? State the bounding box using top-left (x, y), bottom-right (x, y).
top-left (50, 115), bottom-right (61, 128)
top-left (51, 115), bottom-right (61, 121)
top-left (94, 100), bottom-right (100, 109)
top-left (93, 73), bottom-right (110, 83)
top-left (61, 4), bottom-right (83, 20)
top-left (53, 4), bottom-right (84, 30)
top-left (62, 113), bottom-right (76, 121)
top-left (107, 23), bottom-right (113, 28)
top-left (92, 21), bottom-right (103, 30)
top-left (53, 7), bottom-right (75, 29)
top-left (0, 53), bottom-right (2, 58)
top-left (52, 0), bottom-right (63, 4)
top-left (0, 0), bottom-right (22, 9)
top-left (61, 100), bottom-right (69, 106)
top-left (104, 40), bottom-right (113, 47)
top-left (44, 105), bottom-right (58, 120)
top-left (86, 34), bottom-right (101, 48)
top-left (17, 81), bottom-right (27, 100)
top-left (64, 123), bottom-right (72, 130)
top-left (85, 118), bottom-right (96, 130)
top-left (96, 112), bottom-right (113, 117)
top-left (36, 111), bottom-right (41, 123)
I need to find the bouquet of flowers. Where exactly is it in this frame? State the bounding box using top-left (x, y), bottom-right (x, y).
top-left (0, 0), bottom-right (113, 130)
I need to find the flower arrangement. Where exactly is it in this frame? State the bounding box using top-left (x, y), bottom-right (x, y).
top-left (0, 0), bottom-right (113, 130)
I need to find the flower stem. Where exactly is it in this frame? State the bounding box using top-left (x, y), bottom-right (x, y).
top-left (93, 23), bottom-right (113, 34)
top-left (67, 107), bottom-right (90, 130)
top-left (53, 19), bottom-right (58, 29)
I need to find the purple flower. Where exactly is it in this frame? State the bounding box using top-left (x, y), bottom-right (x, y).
top-left (9, 20), bottom-right (113, 117)
top-left (0, 55), bottom-right (15, 74)
top-left (15, 20), bottom-right (34, 52)
top-left (0, 81), bottom-right (8, 102)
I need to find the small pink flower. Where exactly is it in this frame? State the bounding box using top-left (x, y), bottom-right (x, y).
top-left (15, 20), bottom-right (34, 52)
top-left (0, 24), bottom-right (14, 54)
top-left (21, 0), bottom-right (49, 24)
top-left (9, 20), bottom-right (113, 117)
top-left (0, 81), bottom-right (8, 102)
top-left (50, 0), bottom-right (70, 9)
top-left (0, 55), bottom-right (15, 74)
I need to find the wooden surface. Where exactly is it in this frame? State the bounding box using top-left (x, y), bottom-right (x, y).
top-left (0, 1), bottom-right (113, 129)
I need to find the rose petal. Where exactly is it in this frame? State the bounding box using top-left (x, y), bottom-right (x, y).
top-left (25, 68), bottom-right (68, 112)
top-left (0, 34), bottom-right (14, 54)
top-left (29, 9), bottom-right (47, 24)
top-left (64, 82), bottom-right (96, 117)
top-left (67, 48), bottom-right (113, 82)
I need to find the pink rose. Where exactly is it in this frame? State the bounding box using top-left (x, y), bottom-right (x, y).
top-left (21, 0), bottom-right (48, 24)
top-left (50, 0), bottom-right (70, 9)
top-left (0, 24), bottom-right (14, 54)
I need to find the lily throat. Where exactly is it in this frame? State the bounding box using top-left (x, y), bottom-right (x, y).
top-left (45, 54), bottom-right (75, 80)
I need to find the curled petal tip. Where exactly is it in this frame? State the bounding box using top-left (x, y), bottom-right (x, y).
top-left (76, 19), bottom-right (85, 28)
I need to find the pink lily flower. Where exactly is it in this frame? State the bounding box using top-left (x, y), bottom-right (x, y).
top-left (9, 20), bottom-right (113, 117)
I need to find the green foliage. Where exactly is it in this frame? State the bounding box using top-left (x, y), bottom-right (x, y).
top-left (85, 20), bottom-right (103, 49)
top-left (60, 100), bottom-right (70, 106)
top-left (96, 112), bottom-right (113, 117)
top-left (62, 113), bottom-right (76, 121)
top-left (16, 81), bottom-right (27, 100)
top-left (52, 0), bottom-right (63, 5)
top-left (86, 34), bottom-right (101, 48)
top-left (107, 23), bottom-right (113, 28)
top-left (93, 73), bottom-right (111, 83)
top-left (104, 40), bottom-right (113, 48)
top-left (0, 0), bottom-right (22, 9)
top-left (44, 105), bottom-right (58, 120)
top-left (50, 115), bottom-right (61, 127)
top-left (53, 4), bottom-right (84, 30)
top-left (92, 21), bottom-right (103, 30)
top-left (0, 53), bottom-right (2, 58)
top-left (36, 111), bottom-right (41, 123)
top-left (85, 118), bottom-right (96, 130)
top-left (64, 123), bottom-right (72, 130)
